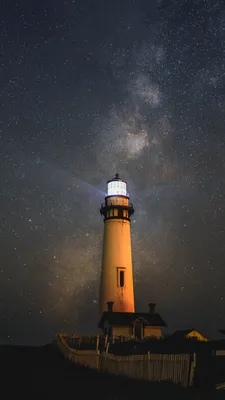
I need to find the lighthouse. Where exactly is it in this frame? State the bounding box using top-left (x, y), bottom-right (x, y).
top-left (99, 173), bottom-right (135, 314)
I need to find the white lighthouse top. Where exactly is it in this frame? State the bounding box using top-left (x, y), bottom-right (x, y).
top-left (107, 173), bottom-right (128, 197)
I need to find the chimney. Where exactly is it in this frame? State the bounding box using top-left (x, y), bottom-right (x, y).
top-left (148, 303), bottom-right (156, 314)
top-left (107, 301), bottom-right (114, 312)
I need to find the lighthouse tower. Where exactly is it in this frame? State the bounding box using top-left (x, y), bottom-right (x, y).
top-left (99, 173), bottom-right (135, 314)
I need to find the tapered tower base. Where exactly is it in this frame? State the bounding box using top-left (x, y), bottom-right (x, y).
top-left (99, 174), bottom-right (135, 314)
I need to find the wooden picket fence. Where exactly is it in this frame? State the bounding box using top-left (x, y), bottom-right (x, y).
top-left (56, 333), bottom-right (195, 387)
top-left (100, 352), bottom-right (194, 387)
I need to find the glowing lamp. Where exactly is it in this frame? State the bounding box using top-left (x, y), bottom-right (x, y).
top-left (107, 180), bottom-right (127, 196)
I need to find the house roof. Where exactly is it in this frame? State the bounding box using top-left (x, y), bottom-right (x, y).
top-left (171, 329), bottom-right (194, 338)
top-left (98, 311), bottom-right (167, 329)
top-left (170, 329), bottom-right (208, 340)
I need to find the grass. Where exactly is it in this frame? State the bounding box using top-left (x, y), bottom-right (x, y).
top-left (0, 344), bottom-right (224, 399)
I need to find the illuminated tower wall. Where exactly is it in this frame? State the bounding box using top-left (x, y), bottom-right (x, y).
top-left (99, 173), bottom-right (135, 314)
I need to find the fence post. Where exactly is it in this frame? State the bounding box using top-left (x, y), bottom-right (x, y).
top-left (104, 335), bottom-right (108, 349)
top-left (147, 351), bottom-right (150, 381)
top-left (96, 335), bottom-right (99, 352)
top-left (188, 353), bottom-right (196, 387)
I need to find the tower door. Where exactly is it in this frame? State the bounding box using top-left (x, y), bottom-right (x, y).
top-left (134, 323), bottom-right (143, 339)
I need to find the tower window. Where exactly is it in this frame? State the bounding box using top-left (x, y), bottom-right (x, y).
top-left (123, 210), bottom-right (128, 218)
top-left (117, 267), bottom-right (125, 287)
top-left (119, 270), bottom-right (124, 287)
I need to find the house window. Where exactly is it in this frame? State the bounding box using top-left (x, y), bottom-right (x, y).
top-left (108, 327), bottom-right (112, 337)
top-left (104, 327), bottom-right (112, 337)
top-left (134, 323), bottom-right (143, 339)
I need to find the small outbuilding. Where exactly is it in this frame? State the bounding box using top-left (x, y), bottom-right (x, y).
top-left (170, 329), bottom-right (209, 342)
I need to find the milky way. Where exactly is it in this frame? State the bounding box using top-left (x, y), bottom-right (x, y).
top-left (1, 0), bottom-right (225, 344)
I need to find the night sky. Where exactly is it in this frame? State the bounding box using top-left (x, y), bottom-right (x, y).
top-left (1, 0), bottom-right (225, 345)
